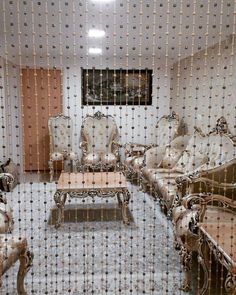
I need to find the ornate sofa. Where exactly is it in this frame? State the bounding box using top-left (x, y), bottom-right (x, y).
top-left (48, 114), bottom-right (78, 182)
top-left (124, 112), bottom-right (181, 179)
top-left (0, 174), bottom-right (33, 294)
top-left (79, 111), bottom-right (120, 170)
top-left (141, 117), bottom-right (236, 213)
top-left (173, 161), bottom-right (236, 293)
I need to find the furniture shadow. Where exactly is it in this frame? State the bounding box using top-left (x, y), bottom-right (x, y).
top-left (48, 203), bottom-right (135, 232)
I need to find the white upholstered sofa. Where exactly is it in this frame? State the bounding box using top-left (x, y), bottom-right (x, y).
top-left (141, 117), bottom-right (236, 213)
top-left (124, 112), bottom-right (181, 179)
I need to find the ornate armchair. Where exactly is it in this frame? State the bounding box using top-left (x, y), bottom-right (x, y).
top-left (173, 161), bottom-right (236, 293)
top-left (79, 111), bottom-right (120, 170)
top-left (48, 114), bottom-right (78, 182)
top-left (124, 111), bottom-right (181, 179)
top-left (0, 175), bottom-right (33, 294)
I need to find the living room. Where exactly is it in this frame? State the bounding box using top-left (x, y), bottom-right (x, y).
top-left (0, 0), bottom-right (235, 294)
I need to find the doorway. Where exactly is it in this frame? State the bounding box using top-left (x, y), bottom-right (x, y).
top-left (21, 68), bottom-right (62, 171)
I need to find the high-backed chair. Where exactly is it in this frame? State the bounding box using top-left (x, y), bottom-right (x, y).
top-left (79, 111), bottom-right (120, 170)
top-left (124, 112), bottom-right (181, 179)
top-left (48, 114), bottom-right (77, 182)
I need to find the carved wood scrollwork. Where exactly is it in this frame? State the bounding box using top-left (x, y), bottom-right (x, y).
top-left (17, 248), bottom-right (34, 295)
top-left (54, 188), bottom-right (131, 228)
top-left (209, 116), bottom-right (229, 135)
top-left (179, 246), bottom-right (192, 292)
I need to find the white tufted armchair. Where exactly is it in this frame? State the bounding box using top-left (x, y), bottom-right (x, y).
top-left (79, 111), bottom-right (120, 170)
top-left (48, 114), bottom-right (78, 182)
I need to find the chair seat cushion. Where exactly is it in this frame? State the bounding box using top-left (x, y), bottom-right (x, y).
top-left (142, 168), bottom-right (182, 182)
top-left (100, 153), bottom-right (117, 165)
top-left (51, 152), bottom-right (77, 161)
top-left (83, 153), bottom-right (100, 165)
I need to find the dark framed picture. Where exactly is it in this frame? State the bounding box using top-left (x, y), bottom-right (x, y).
top-left (81, 68), bottom-right (152, 105)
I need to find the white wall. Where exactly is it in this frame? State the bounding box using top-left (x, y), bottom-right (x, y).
top-left (0, 57), bottom-right (22, 165)
top-left (170, 36), bottom-right (236, 135)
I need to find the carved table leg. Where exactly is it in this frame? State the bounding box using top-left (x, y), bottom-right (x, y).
top-left (225, 271), bottom-right (236, 295)
top-left (179, 246), bottom-right (192, 292)
top-left (54, 191), bottom-right (67, 228)
top-left (198, 237), bottom-right (210, 295)
top-left (17, 249), bottom-right (34, 295)
top-left (118, 190), bottom-right (130, 225)
top-left (117, 194), bottom-right (122, 208)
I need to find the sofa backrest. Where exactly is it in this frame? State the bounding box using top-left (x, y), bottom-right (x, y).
top-left (144, 135), bottom-right (190, 169)
top-left (174, 120), bottom-right (236, 174)
top-left (155, 112), bottom-right (180, 146)
top-left (174, 129), bottom-right (207, 173)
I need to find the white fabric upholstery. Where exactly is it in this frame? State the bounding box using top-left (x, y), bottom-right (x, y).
top-left (48, 115), bottom-right (73, 153)
top-left (155, 114), bottom-right (180, 147)
top-left (142, 128), bottom-right (236, 210)
top-left (125, 113), bottom-right (181, 174)
top-left (80, 112), bottom-right (119, 168)
top-left (101, 153), bottom-right (117, 165)
top-left (48, 114), bottom-right (78, 181)
top-left (84, 153), bottom-right (100, 165)
top-left (174, 131), bottom-right (208, 173)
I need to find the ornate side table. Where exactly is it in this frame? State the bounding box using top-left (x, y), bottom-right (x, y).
top-left (53, 172), bottom-right (131, 228)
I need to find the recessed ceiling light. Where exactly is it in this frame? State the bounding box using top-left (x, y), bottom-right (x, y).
top-left (88, 29), bottom-right (105, 38)
top-left (89, 47), bottom-right (102, 54)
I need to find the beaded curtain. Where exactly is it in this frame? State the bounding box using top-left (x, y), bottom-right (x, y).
top-left (0, 0), bottom-right (235, 294)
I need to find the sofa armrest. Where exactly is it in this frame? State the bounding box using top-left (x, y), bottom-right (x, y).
top-left (182, 192), bottom-right (236, 222)
top-left (176, 158), bottom-right (236, 197)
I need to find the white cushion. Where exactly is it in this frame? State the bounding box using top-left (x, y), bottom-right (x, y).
top-left (83, 153), bottom-right (100, 165)
top-left (101, 153), bottom-right (117, 165)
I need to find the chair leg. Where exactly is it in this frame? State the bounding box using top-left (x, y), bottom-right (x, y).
top-left (49, 160), bottom-right (54, 182)
top-left (17, 249), bottom-right (33, 295)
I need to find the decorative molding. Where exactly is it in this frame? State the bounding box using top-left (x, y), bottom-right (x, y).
top-left (209, 116), bottom-right (229, 135)
top-left (163, 111), bottom-right (179, 122)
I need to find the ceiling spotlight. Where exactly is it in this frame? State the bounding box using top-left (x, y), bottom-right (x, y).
top-left (88, 29), bottom-right (105, 38)
top-left (88, 47), bottom-right (102, 54)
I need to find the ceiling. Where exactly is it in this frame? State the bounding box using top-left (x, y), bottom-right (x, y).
top-left (0, 0), bottom-right (235, 66)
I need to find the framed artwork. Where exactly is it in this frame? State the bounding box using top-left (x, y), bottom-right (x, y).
top-left (81, 68), bottom-right (153, 105)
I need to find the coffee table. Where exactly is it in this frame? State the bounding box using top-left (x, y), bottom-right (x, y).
top-left (53, 172), bottom-right (131, 228)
